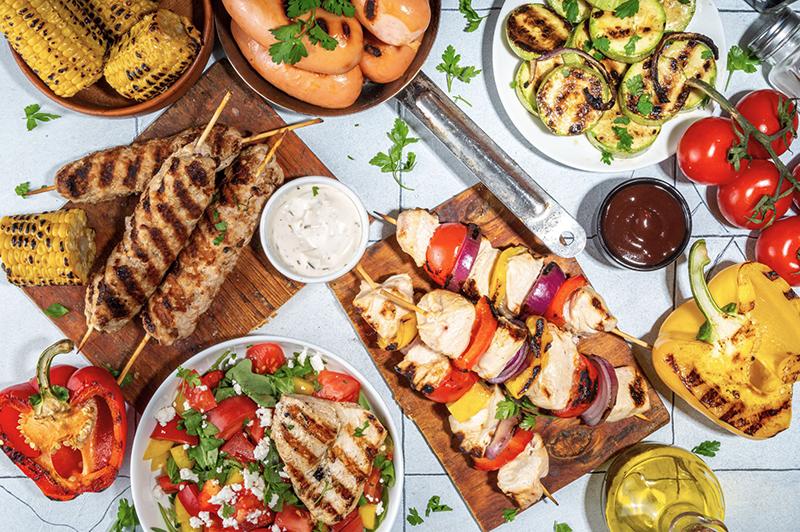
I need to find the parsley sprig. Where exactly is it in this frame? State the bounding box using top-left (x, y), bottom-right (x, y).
top-left (614, 0), bottom-right (639, 18)
top-left (268, 0), bottom-right (354, 65)
top-left (459, 0), bottom-right (488, 32)
top-left (502, 508), bottom-right (519, 522)
top-left (562, 0), bottom-right (581, 23)
top-left (725, 45), bottom-right (760, 91)
top-left (353, 419), bottom-right (370, 437)
top-left (554, 522), bottom-right (573, 532)
top-left (24, 104), bottom-right (60, 131)
top-left (692, 440), bottom-right (720, 457)
top-left (436, 45), bottom-right (481, 105)
top-left (110, 499), bottom-right (139, 532)
top-left (407, 507), bottom-right (424, 526)
top-left (44, 302), bottom-right (69, 318)
top-left (369, 118), bottom-right (419, 190)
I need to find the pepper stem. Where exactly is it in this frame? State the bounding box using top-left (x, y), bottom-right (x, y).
top-left (688, 240), bottom-right (727, 344)
top-left (35, 339), bottom-right (74, 410)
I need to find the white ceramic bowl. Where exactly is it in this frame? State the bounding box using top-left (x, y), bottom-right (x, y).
top-left (259, 176), bottom-right (369, 284)
top-left (131, 335), bottom-right (404, 531)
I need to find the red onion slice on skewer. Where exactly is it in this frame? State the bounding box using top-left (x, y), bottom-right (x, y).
top-left (445, 224), bottom-right (481, 292)
top-left (487, 340), bottom-right (530, 383)
top-left (485, 416), bottom-right (519, 460)
top-left (580, 356), bottom-right (618, 426)
top-left (520, 262), bottom-right (566, 319)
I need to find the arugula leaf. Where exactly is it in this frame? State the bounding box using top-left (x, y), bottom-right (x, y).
top-left (262, 443), bottom-right (301, 511)
top-left (636, 93), bottom-right (654, 116)
top-left (624, 35), bottom-right (641, 56)
top-left (227, 359), bottom-right (279, 406)
top-left (166, 454), bottom-right (181, 485)
top-left (15, 182), bottom-right (30, 198)
top-left (180, 409), bottom-right (224, 474)
top-left (24, 104), bottom-right (60, 131)
top-left (697, 302), bottom-right (737, 342)
top-left (563, 0), bottom-right (580, 23)
top-left (503, 508), bottom-right (519, 522)
top-left (594, 36), bottom-right (611, 53)
top-left (613, 125), bottom-right (634, 152)
top-left (495, 398), bottom-right (520, 420)
top-left (725, 45), bottom-right (760, 91)
top-left (110, 499), bottom-right (139, 532)
top-left (44, 302), bottom-right (69, 318)
top-left (369, 118), bottom-right (419, 190)
top-left (692, 440), bottom-right (721, 457)
top-left (407, 507), bottom-right (424, 526)
top-left (357, 390), bottom-right (372, 411)
top-left (554, 522), bottom-right (573, 532)
top-left (425, 495), bottom-right (453, 516)
top-left (208, 349), bottom-right (237, 372)
top-left (614, 0), bottom-right (639, 18)
top-left (459, 0), bottom-right (487, 32)
top-left (601, 149), bottom-right (614, 165)
top-left (436, 45), bottom-right (481, 94)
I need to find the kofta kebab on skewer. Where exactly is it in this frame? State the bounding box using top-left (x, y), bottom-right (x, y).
top-left (24, 118), bottom-right (321, 200)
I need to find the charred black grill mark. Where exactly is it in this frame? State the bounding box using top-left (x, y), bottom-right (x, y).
top-left (330, 475), bottom-right (356, 506)
top-left (61, 160), bottom-right (91, 198)
top-left (146, 226), bottom-right (172, 268)
top-left (332, 443), bottom-right (369, 480)
top-left (279, 425), bottom-right (318, 463)
top-left (124, 153), bottom-right (142, 189)
top-left (172, 178), bottom-right (203, 219)
top-left (97, 278), bottom-right (130, 319)
top-left (156, 202), bottom-right (187, 242)
top-left (365, 0), bottom-right (376, 20)
top-left (99, 155), bottom-right (115, 187)
top-left (630, 374), bottom-right (647, 407)
top-left (508, 7), bottom-right (568, 54)
top-left (286, 404), bottom-right (337, 443)
top-left (365, 43), bottom-right (382, 57)
top-left (186, 160), bottom-right (211, 187)
top-left (112, 264), bottom-right (145, 303)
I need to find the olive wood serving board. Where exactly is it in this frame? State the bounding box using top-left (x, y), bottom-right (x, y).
top-left (22, 60), bottom-right (333, 412)
top-left (329, 183), bottom-right (670, 531)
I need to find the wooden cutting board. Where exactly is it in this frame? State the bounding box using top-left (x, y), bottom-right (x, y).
top-left (21, 60), bottom-right (333, 412)
top-left (329, 183), bottom-right (670, 531)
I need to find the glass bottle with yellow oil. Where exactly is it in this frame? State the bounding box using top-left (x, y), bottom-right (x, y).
top-left (603, 443), bottom-right (727, 532)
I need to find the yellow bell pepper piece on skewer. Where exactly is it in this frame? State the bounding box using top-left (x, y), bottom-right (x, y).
top-left (489, 246), bottom-right (527, 311)
top-left (447, 381), bottom-right (493, 422)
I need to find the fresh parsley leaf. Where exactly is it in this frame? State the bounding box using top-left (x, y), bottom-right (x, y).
top-left (554, 522), bottom-right (573, 532)
top-left (177, 366), bottom-right (202, 388)
top-left (222, 503), bottom-right (236, 518)
top-left (212, 214), bottom-right (228, 246)
top-left (311, 185), bottom-right (320, 196)
top-left (601, 149), bottom-right (614, 165)
top-left (624, 35), bottom-right (641, 56)
top-left (613, 116), bottom-right (631, 125)
top-left (496, 398), bottom-right (520, 420)
top-left (697, 303), bottom-right (737, 342)
top-left (725, 45), bottom-right (760, 91)
top-left (15, 182), bottom-right (30, 198)
top-left (594, 36), bottom-right (611, 53)
top-left (637, 93), bottom-right (654, 116)
top-left (459, 0), bottom-right (487, 32)
top-left (308, 22), bottom-right (337, 51)
top-left (509, 79), bottom-right (518, 89)
top-left (44, 302), bottom-right (69, 318)
top-left (503, 508), bottom-right (519, 522)
top-left (407, 507), bottom-right (424, 526)
top-left (102, 362), bottom-right (134, 388)
top-left (701, 49), bottom-right (714, 60)
top-left (520, 413), bottom-right (538, 430)
top-left (369, 118), bottom-right (418, 190)
top-left (563, 0), bottom-right (580, 23)
top-left (614, 0), bottom-right (639, 18)
top-left (425, 495), bottom-right (453, 516)
top-left (24, 104), bottom-right (60, 131)
top-left (110, 499), bottom-right (139, 532)
top-left (692, 440), bottom-right (721, 457)
top-left (321, 0), bottom-right (354, 17)
top-left (353, 420), bottom-right (370, 437)
top-left (625, 73), bottom-right (644, 96)
top-left (613, 125), bottom-right (634, 152)
top-left (287, 0), bottom-right (319, 17)
top-left (269, 21), bottom-right (308, 65)
top-left (436, 44), bottom-right (481, 94)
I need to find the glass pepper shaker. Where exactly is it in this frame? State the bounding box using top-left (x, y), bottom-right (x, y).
top-left (748, 7), bottom-right (800, 97)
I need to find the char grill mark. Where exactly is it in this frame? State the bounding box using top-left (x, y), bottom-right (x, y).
top-left (365, 0), bottom-right (376, 20)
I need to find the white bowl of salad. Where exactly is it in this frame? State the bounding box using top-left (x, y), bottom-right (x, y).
top-left (131, 335), bottom-right (402, 532)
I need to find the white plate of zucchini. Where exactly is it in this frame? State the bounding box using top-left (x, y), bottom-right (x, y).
top-left (492, 0), bottom-right (726, 172)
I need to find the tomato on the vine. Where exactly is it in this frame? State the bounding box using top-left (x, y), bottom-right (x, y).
top-left (735, 89), bottom-right (798, 158)
top-left (716, 159), bottom-right (793, 229)
top-left (755, 216), bottom-right (800, 287)
top-left (677, 117), bottom-right (743, 185)
top-left (425, 223), bottom-right (467, 286)
top-left (792, 164), bottom-right (800, 211)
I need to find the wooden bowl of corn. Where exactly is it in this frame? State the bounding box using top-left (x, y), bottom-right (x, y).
top-left (4, 0), bottom-right (214, 117)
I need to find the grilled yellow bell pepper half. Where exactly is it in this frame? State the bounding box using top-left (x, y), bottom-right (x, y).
top-left (653, 240), bottom-right (800, 439)
top-left (505, 316), bottom-right (549, 399)
top-left (377, 312), bottom-right (417, 351)
top-left (489, 246), bottom-right (527, 310)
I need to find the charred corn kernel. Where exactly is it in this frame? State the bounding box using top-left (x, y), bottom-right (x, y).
top-left (0, 209), bottom-right (96, 286)
top-left (0, 0), bottom-right (107, 97)
top-left (85, 0), bottom-right (157, 38)
top-left (104, 9), bottom-right (200, 102)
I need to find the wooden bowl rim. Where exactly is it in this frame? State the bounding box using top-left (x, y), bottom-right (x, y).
top-left (9, 0), bottom-right (215, 118)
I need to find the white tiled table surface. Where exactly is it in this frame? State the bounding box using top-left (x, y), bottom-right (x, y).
top-left (1, 0), bottom-right (799, 530)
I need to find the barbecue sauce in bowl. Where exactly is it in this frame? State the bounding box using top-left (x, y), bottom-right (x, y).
top-left (598, 179), bottom-right (691, 271)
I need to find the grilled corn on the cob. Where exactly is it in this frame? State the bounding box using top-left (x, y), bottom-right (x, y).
top-left (86, 0), bottom-right (157, 39)
top-left (104, 9), bottom-right (200, 101)
top-left (0, 210), bottom-right (96, 286)
top-left (0, 0), bottom-right (107, 97)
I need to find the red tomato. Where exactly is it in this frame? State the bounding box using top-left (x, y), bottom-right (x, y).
top-left (198, 479), bottom-right (222, 513)
top-left (150, 418), bottom-right (198, 445)
top-left (362, 466), bottom-right (383, 503)
top-left (314, 370), bottom-right (361, 403)
top-left (735, 89), bottom-right (798, 158)
top-left (247, 418), bottom-right (266, 443)
top-left (332, 509), bottom-right (363, 532)
top-left (425, 368), bottom-right (478, 403)
top-left (177, 482), bottom-right (202, 516)
top-left (717, 160), bottom-right (793, 229)
top-left (181, 369), bottom-right (217, 413)
top-left (274, 505), bottom-right (313, 532)
top-left (207, 396), bottom-right (258, 441)
top-left (202, 370), bottom-right (225, 390)
top-left (221, 431), bottom-right (256, 463)
top-left (234, 491), bottom-right (273, 527)
top-left (424, 223), bottom-right (467, 286)
top-left (792, 164), bottom-right (800, 211)
top-left (552, 355), bottom-right (599, 418)
top-left (545, 275), bottom-right (587, 326)
top-left (454, 297), bottom-right (498, 371)
top-left (473, 429), bottom-right (533, 471)
top-left (156, 475), bottom-right (181, 494)
top-left (677, 117), bottom-right (743, 185)
top-left (247, 343), bottom-right (287, 375)
top-left (755, 216), bottom-right (800, 287)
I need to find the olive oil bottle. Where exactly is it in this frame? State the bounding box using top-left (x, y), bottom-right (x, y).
top-left (603, 443), bottom-right (727, 532)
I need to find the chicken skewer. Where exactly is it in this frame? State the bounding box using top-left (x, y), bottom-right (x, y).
top-left (25, 118), bottom-right (321, 200)
top-left (375, 210), bottom-right (652, 350)
top-left (116, 133), bottom-right (288, 385)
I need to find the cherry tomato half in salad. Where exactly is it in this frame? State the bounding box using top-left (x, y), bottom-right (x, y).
top-left (314, 370), bottom-right (361, 403)
top-left (181, 369), bottom-right (218, 413)
top-left (735, 89), bottom-right (798, 158)
top-left (221, 430), bottom-right (256, 463)
top-left (454, 297), bottom-right (498, 371)
top-left (274, 504), bottom-right (313, 532)
top-left (473, 429), bottom-right (533, 471)
top-left (247, 343), bottom-right (287, 375)
top-left (206, 396), bottom-right (258, 441)
top-left (425, 368), bottom-right (478, 403)
top-left (362, 466), bottom-right (383, 503)
top-left (552, 354), bottom-right (599, 418)
top-left (156, 475), bottom-right (181, 494)
top-left (199, 479), bottom-right (222, 513)
top-left (545, 275), bottom-right (587, 327)
top-left (677, 117), bottom-right (743, 186)
top-left (425, 223), bottom-right (467, 286)
top-left (150, 418), bottom-right (198, 445)
top-left (234, 491), bottom-right (274, 528)
top-left (756, 216), bottom-right (800, 287)
top-left (716, 159), bottom-right (793, 229)
top-left (332, 509), bottom-right (364, 532)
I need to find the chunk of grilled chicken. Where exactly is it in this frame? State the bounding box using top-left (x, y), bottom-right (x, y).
top-left (473, 317), bottom-right (527, 381)
top-left (463, 237), bottom-right (498, 300)
top-left (395, 208), bottom-right (439, 267)
top-left (497, 433), bottom-right (549, 508)
top-left (353, 273), bottom-right (416, 350)
top-left (272, 394), bottom-right (387, 526)
top-left (526, 323), bottom-right (580, 411)
top-left (448, 384), bottom-right (504, 457)
top-left (55, 125), bottom-right (243, 203)
top-left (416, 289), bottom-right (476, 359)
top-left (563, 285), bottom-right (618, 335)
top-left (606, 366), bottom-right (651, 423)
top-left (395, 338), bottom-right (451, 394)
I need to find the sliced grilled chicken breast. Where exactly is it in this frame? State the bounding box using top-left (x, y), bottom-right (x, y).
top-left (497, 433), bottom-right (549, 508)
top-left (473, 318), bottom-right (527, 381)
top-left (272, 395), bottom-right (387, 525)
top-left (526, 323), bottom-right (580, 410)
top-left (396, 208), bottom-right (439, 267)
top-left (395, 338), bottom-right (451, 394)
top-left (449, 385), bottom-right (504, 456)
top-left (353, 273), bottom-right (415, 343)
top-left (503, 251), bottom-right (544, 316)
top-left (606, 366), bottom-right (651, 423)
top-left (563, 285), bottom-right (618, 335)
top-left (416, 289), bottom-right (476, 359)
top-left (464, 237), bottom-right (499, 300)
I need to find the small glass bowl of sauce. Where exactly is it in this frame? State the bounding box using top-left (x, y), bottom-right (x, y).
top-left (597, 178), bottom-right (692, 271)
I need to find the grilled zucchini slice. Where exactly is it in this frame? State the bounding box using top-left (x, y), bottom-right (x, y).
top-left (585, 0), bottom-right (625, 10)
top-left (546, 0), bottom-right (591, 24)
top-left (536, 64), bottom-right (610, 135)
top-left (566, 19), bottom-right (628, 87)
top-left (587, 101), bottom-right (661, 157)
top-left (588, 0), bottom-right (666, 63)
top-left (663, 0), bottom-right (695, 32)
top-left (619, 38), bottom-right (717, 125)
top-left (505, 4), bottom-right (572, 60)
top-left (515, 55), bottom-right (566, 115)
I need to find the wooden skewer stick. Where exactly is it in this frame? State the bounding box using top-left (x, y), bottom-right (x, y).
top-left (613, 328), bottom-right (652, 350)
top-left (254, 131), bottom-right (288, 176)
top-left (25, 185), bottom-right (56, 196)
top-left (117, 334), bottom-right (151, 386)
top-left (194, 91), bottom-right (232, 149)
top-left (354, 264), bottom-right (428, 316)
top-left (243, 118), bottom-right (323, 144)
top-left (77, 325), bottom-right (94, 352)
top-left (634, 413), bottom-right (652, 422)
top-left (374, 211), bottom-right (397, 225)
top-left (542, 484), bottom-right (558, 506)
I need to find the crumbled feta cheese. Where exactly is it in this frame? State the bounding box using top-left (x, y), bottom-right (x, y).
top-left (279, 470), bottom-right (289, 479)
top-left (256, 407), bottom-right (273, 428)
top-left (210, 484), bottom-right (240, 506)
top-left (189, 516), bottom-right (204, 528)
top-left (271, 524), bottom-right (281, 532)
top-left (268, 493), bottom-right (280, 509)
top-left (180, 468), bottom-right (199, 483)
top-left (246, 509), bottom-right (264, 524)
top-left (155, 405), bottom-right (176, 426)
top-left (196, 384), bottom-right (208, 391)
top-left (297, 347), bottom-right (309, 366)
top-left (152, 484), bottom-right (166, 500)
top-left (182, 444), bottom-right (189, 450)
top-left (287, 359), bottom-right (294, 369)
top-left (243, 466), bottom-right (266, 500)
top-left (196, 511), bottom-right (213, 526)
top-left (376, 501), bottom-right (385, 516)
top-left (309, 352), bottom-right (325, 373)
top-left (232, 380), bottom-right (243, 395)
top-left (216, 466), bottom-right (223, 473)
top-left (253, 438), bottom-right (271, 462)
top-left (222, 517), bottom-right (239, 529)
top-left (183, 400), bottom-right (191, 411)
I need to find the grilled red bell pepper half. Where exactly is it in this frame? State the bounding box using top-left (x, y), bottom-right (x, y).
top-left (0, 339), bottom-right (127, 500)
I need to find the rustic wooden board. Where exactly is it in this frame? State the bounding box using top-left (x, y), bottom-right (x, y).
top-left (22, 59), bottom-right (334, 412)
top-left (329, 183), bottom-right (670, 531)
